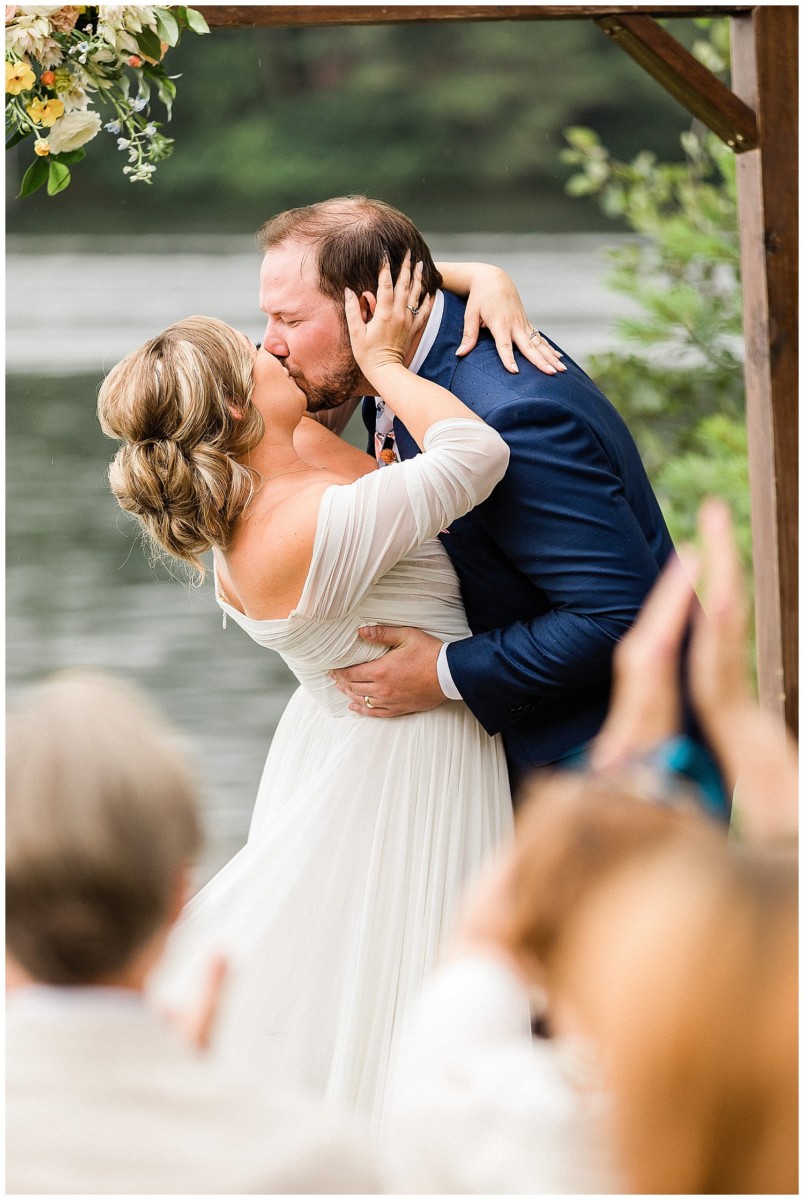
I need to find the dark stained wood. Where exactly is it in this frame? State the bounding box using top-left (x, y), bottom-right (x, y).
top-left (198, 5), bottom-right (749, 28)
top-left (731, 7), bottom-right (798, 731)
top-left (595, 13), bottom-right (757, 150)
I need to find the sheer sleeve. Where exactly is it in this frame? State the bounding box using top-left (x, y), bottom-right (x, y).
top-left (296, 418), bottom-right (509, 620)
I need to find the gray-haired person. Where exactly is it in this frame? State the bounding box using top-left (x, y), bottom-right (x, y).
top-left (6, 670), bottom-right (383, 1195)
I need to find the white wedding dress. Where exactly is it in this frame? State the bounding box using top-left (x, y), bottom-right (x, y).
top-left (153, 418), bottom-right (513, 1126)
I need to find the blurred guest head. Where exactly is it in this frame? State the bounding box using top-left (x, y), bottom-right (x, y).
top-left (505, 772), bottom-right (717, 975)
top-left (550, 838), bottom-right (798, 1194)
top-left (6, 670), bottom-right (202, 989)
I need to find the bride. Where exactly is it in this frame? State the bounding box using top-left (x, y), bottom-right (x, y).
top-left (98, 258), bottom-right (533, 1125)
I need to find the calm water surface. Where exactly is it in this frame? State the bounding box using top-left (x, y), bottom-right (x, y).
top-left (7, 234), bottom-right (636, 879)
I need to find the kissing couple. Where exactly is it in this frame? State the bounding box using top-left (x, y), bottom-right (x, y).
top-left (99, 195), bottom-right (676, 1126)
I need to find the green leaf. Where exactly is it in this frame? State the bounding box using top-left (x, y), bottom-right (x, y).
top-left (17, 156), bottom-right (49, 198)
top-left (5, 127), bottom-right (28, 150)
top-left (565, 173), bottom-right (595, 197)
top-left (155, 8), bottom-right (180, 45)
top-left (564, 126), bottom-right (600, 151)
top-left (47, 159), bottom-right (71, 195)
top-left (51, 148), bottom-right (86, 165)
top-left (185, 7), bottom-right (210, 34)
top-left (156, 76), bottom-right (176, 118)
top-left (135, 26), bottom-right (163, 61)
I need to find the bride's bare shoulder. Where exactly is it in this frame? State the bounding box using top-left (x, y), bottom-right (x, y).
top-left (222, 477), bottom-right (340, 620)
top-left (294, 414), bottom-right (377, 479)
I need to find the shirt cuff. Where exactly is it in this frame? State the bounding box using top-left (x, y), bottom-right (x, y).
top-left (437, 642), bottom-right (463, 701)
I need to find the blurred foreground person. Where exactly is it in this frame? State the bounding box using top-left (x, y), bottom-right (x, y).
top-left (382, 774), bottom-right (712, 1194)
top-left (552, 833), bottom-right (797, 1194)
top-left (383, 499), bottom-right (797, 1193)
top-left (6, 671), bottom-right (382, 1195)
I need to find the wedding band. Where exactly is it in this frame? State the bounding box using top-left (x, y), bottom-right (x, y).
top-left (528, 329), bottom-right (541, 342)
top-left (364, 695), bottom-right (374, 708)
top-left (407, 305), bottom-right (420, 315)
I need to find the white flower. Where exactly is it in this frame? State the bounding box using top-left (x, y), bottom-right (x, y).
top-left (46, 108), bottom-right (101, 154)
top-left (97, 24), bottom-right (140, 54)
top-left (121, 7), bottom-right (158, 34)
top-left (59, 81), bottom-right (91, 111)
top-left (14, 5), bottom-right (71, 14)
top-left (33, 37), bottom-right (63, 68)
top-left (117, 136), bottom-right (131, 149)
top-left (5, 13), bottom-right (61, 64)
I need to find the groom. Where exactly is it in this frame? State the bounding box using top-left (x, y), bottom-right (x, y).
top-left (258, 196), bottom-right (676, 794)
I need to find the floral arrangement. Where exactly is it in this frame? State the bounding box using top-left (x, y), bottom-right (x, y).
top-left (5, 5), bottom-right (209, 197)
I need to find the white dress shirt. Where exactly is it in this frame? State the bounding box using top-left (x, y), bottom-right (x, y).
top-left (6, 983), bottom-right (384, 1194)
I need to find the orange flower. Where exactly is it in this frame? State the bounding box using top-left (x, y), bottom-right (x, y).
top-left (127, 54), bottom-right (142, 68)
top-left (34, 137), bottom-right (50, 156)
top-left (40, 70), bottom-right (56, 87)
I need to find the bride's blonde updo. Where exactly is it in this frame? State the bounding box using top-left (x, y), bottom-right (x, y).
top-left (98, 316), bottom-right (264, 578)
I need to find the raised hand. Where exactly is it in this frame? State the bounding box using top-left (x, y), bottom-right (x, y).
top-left (690, 500), bottom-right (797, 842)
top-left (590, 549), bottom-right (698, 775)
top-left (344, 251), bottom-right (432, 389)
top-left (453, 263), bottom-right (566, 375)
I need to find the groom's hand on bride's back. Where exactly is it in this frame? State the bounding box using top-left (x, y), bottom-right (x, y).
top-left (330, 626), bottom-right (444, 716)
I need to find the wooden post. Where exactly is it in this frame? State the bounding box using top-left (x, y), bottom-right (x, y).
top-left (730, 7), bottom-right (798, 731)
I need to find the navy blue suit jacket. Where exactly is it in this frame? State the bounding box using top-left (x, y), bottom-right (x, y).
top-left (364, 290), bottom-right (675, 791)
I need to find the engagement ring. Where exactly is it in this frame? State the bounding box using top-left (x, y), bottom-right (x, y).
top-left (364, 696), bottom-right (375, 708)
top-left (528, 329), bottom-right (541, 343)
top-left (407, 305), bottom-right (420, 315)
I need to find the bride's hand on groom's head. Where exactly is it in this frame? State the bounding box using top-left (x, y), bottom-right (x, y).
top-left (344, 253), bottom-right (431, 385)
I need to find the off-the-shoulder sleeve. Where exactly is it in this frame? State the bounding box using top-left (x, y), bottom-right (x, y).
top-left (296, 418), bottom-right (509, 620)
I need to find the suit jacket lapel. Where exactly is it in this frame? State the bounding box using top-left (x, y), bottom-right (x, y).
top-left (360, 394), bottom-right (376, 456)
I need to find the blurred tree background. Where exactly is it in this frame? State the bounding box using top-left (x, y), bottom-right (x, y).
top-left (559, 18), bottom-right (750, 624)
top-left (8, 12), bottom-right (747, 592)
top-left (7, 15), bottom-right (702, 234)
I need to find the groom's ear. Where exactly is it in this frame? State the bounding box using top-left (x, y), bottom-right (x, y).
top-left (359, 291), bottom-right (377, 324)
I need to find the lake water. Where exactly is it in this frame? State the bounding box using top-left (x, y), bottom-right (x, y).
top-left (6, 233), bottom-right (637, 879)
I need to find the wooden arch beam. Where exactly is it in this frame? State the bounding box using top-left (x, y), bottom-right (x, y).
top-left (199, 7), bottom-right (750, 27)
top-left (595, 14), bottom-right (757, 150)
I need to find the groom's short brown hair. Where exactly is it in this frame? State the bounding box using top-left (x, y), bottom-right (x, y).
top-left (257, 195), bottom-right (443, 308)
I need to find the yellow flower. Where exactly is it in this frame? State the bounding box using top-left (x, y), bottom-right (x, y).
top-left (26, 96), bottom-right (65, 127)
top-left (34, 137), bottom-right (50, 156)
top-left (5, 58), bottom-right (35, 95)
